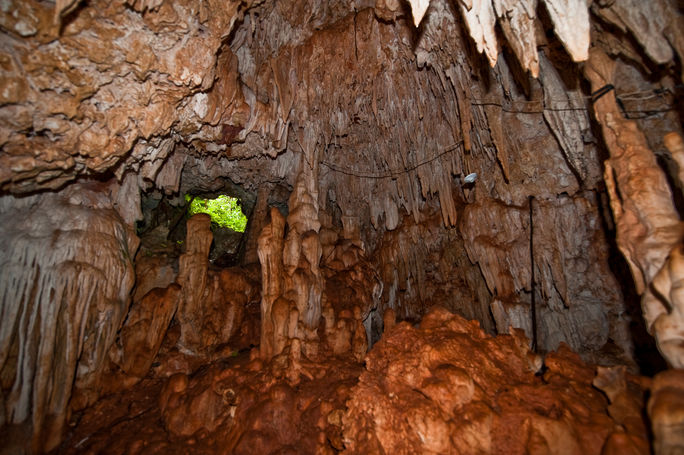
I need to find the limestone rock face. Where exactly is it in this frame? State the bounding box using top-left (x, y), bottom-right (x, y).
top-left (114, 285), bottom-right (181, 378)
top-left (0, 182), bottom-right (137, 452)
top-left (0, 0), bottom-right (249, 195)
top-left (176, 213), bottom-right (213, 351)
top-left (342, 306), bottom-right (649, 455)
top-left (462, 194), bottom-right (632, 359)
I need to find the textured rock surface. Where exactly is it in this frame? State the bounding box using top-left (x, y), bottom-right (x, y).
top-left (0, 182), bottom-right (137, 452)
top-left (56, 349), bottom-right (363, 454)
top-left (0, 0), bottom-right (249, 194)
top-left (585, 48), bottom-right (684, 368)
top-left (1, 0), bottom-right (683, 452)
top-left (53, 307), bottom-right (650, 455)
top-left (343, 306), bottom-right (648, 455)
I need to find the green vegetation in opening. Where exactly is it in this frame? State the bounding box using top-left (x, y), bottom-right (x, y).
top-left (185, 194), bottom-right (248, 232)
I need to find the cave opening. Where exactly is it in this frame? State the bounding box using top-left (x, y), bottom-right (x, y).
top-left (1, 0), bottom-right (684, 453)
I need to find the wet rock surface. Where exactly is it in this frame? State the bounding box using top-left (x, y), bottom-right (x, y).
top-left (52, 306), bottom-right (652, 455)
top-left (344, 306), bottom-right (650, 455)
top-left (1, 0), bottom-right (683, 453)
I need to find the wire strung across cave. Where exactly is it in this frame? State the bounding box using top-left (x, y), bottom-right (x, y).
top-left (321, 141), bottom-right (464, 179)
top-left (470, 85), bottom-right (680, 116)
top-left (319, 86), bottom-right (681, 179)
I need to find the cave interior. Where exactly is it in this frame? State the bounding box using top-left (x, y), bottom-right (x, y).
top-left (1, 0), bottom-right (684, 453)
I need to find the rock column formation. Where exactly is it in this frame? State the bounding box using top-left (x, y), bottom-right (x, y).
top-left (585, 49), bottom-right (684, 368)
top-left (176, 213), bottom-right (213, 352)
top-left (257, 152), bottom-right (325, 360)
top-left (258, 207), bottom-right (287, 360)
top-left (281, 156), bottom-right (324, 358)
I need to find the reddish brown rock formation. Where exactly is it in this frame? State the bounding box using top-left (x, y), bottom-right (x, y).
top-left (1, 0), bottom-right (684, 453)
top-left (51, 306), bottom-right (652, 455)
top-left (343, 306), bottom-right (649, 455)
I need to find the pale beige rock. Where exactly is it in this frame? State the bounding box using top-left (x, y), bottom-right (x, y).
top-left (643, 245), bottom-right (684, 369)
top-left (541, 0), bottom-right (590, 61)
top-left (460, 0), bottom-right (500, 67)
top-left (0, 182), bottom-right (137, 452)
top-left (492, 0), bottom-right (539, 77)
top-left (407, 0), bottom-right (431, 26)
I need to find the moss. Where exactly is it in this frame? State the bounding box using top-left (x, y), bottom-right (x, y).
top-left (185, 194), bottom-right (248, 232)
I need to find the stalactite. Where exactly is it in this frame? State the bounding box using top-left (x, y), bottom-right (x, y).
top-left (585, 48), bottom-right (684, 368)
top-left (541, 0), bottom-right (590, 62)
top-left (492, 0), bottom-right (539, 77)
top-left (0, 183), bottom-right (137, 452)
top-left (459, 0), bottom-right (499, 68)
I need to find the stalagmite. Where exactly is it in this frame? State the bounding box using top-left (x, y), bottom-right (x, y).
top-left (280, 157), bottom-right (324, 357)
top-left (176, 213), bottom-right (213, 352)
top-left (258, 207), bottom-right (286, 360)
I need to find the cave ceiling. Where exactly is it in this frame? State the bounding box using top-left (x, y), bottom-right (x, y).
top-left (1, 0), bottom-right (681, 234)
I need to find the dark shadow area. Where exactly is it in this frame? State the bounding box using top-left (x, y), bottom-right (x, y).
top-left (136, 181), bottom-right (255, 268)
top-left (595, 187), bottom-right (668, 375)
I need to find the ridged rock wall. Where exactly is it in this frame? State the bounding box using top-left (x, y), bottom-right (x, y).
top-left (1, 0), bottom-right (683, 452)
top-left (0, 182), bottom-right (137, 452)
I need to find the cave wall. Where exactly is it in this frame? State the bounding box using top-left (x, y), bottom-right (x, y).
top-left (0, 183), bottom-right (137, 452)
top-left (223, 0), bottom-right (642, 360)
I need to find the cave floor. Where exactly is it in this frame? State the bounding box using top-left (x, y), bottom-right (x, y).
top-left (53, 308), bottom-right (652, 455)
top-left (55, 350), bottom-right (363, 455)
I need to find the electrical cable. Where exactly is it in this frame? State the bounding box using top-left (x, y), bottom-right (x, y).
top-left (318, 86), bottom-right (680, 179)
